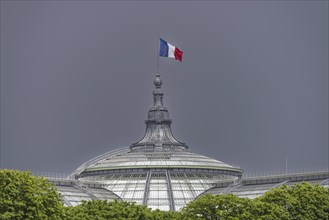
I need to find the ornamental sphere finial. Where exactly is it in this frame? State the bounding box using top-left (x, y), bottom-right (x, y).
top-left (154, 74), bottom-right (162, 88)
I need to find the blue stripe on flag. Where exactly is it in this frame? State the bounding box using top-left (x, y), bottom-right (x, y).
top-left (159, 38), bottom-right (168, 57)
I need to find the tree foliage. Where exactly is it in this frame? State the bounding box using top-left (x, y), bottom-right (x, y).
top-left (258, 182), bottom-right (329, 220)
top-left (148, 209), bottom-right (182, 220)
top-left (180, 182), bottom-right (328, 220)
top-left (181, 194), bottom-right (289, 220)
top-left (64, 200), bottom-right (152, 220)
top-left (64, 200), bottom-right (183, 220)
top-left (0, 169), bottom-right (65, 220)
top-left (250, 199), bottom-right (290, 220)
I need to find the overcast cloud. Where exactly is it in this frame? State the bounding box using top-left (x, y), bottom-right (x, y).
top-left (0, 1), bottom-right (328, 175)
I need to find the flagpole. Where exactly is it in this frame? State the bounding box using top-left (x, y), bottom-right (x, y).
top-left (285, 156), bottom-right (288, 175)
top-left (156, 34), bottom-right (159, 76)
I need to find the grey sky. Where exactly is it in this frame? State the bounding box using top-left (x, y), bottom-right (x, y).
top-left (1, 1), bottom-right (328, 175)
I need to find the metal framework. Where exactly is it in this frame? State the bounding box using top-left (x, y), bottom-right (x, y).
top-left (50, 170), bottom-right (328, 207)
top-left (199, 170), bottom-right (329, 199)
top-left (65, 74), bottom-right (243, 210)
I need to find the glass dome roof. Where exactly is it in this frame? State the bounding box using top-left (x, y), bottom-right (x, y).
top-left (70, 74), bottom-right (243, 211)
top-left (83, 150), bottom-right (239, 172)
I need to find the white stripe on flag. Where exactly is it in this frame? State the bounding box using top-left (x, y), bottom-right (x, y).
top-left (167, 43), bottom-right (175, 59)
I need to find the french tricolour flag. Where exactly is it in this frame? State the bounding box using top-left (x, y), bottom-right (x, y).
top-left (159, 38), bottom-right (183, 62)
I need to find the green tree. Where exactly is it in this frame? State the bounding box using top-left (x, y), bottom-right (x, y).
top-left (181, 194), bottom-right (289, 220)
top-left (0, 169), bottom-right (65, 220)
top-left (181, 194), bottom-right (253, 220)
top-left (149, 209), bottom-right (182, 220)
top-left (258, 182), bottom-right (329, 220)
top-left (251, 199), bottom-right (290, 220)
top-left (65, 200), bottom-right (153, 220)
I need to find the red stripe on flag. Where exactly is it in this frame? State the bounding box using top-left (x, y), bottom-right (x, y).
top-left (174, 48), bottom-right (183, 62)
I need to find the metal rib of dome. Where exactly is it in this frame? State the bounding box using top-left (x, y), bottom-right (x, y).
top-left (72, 74), bottom-right (243, 211)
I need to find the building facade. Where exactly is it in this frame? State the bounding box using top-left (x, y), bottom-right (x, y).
top-left (53, 74), bottom-right (328, 211)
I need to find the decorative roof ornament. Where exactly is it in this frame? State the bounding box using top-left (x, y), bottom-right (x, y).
top-left (154, 73), bottom-right (162, 88)
top-left (153, 74), bottom-right (164, 109)
top-left (131, 74), bottom-right (187, 150)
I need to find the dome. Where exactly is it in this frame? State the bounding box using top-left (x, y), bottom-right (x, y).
top-left (71, 74), bottom-right (243, 211)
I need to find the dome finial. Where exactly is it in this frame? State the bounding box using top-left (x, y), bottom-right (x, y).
top-left (154, 74), bottom-right (162, 89)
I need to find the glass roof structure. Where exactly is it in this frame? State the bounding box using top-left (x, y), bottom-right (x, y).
top-left (51, 180), bottom-right (121, 206)
top-left (199, 171), bottom-right (329, 199)
top-left (68, 74), bottom-right (243, 211)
